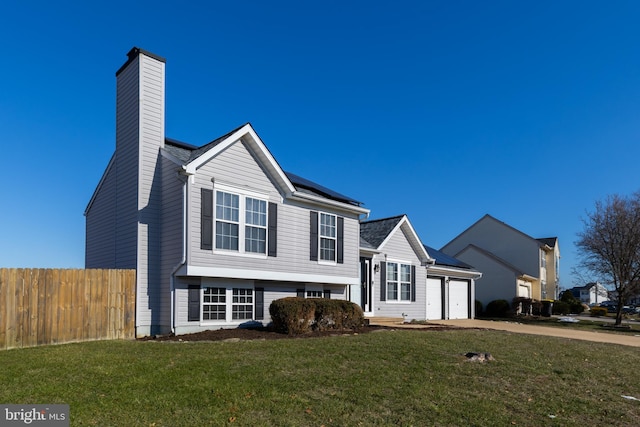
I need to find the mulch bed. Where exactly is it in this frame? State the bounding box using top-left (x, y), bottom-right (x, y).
top-left (139, 325), bottom-right (389, 342)
top-left (138, 324), bottom-right (461, 342)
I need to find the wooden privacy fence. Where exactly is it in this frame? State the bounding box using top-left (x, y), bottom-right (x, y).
top-left (0, 268), bottom-right (135, 350)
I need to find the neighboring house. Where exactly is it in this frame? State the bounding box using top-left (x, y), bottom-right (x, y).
top-left (569, 282), bottom-right (609, 306)
top-left (85, 48), bottom-right (369, 337)
top-left (440, 214), bottom-right (560, 308)
top-left (359, 215), bottom-right (481, 320)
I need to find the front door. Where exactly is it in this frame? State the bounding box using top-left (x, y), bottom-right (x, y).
top-left (360, 257), bottom-right (373, 313)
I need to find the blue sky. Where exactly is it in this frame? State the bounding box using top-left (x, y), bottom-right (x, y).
top-left (1, 1), bottom-right (639, 290)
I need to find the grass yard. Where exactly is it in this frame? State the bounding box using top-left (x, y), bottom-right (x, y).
top-left (1, 329), bottom-right (639, 426)
top-left (485, 316), bottom-right (640, 334)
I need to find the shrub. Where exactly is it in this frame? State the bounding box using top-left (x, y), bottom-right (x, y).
top-left (552, 300), bottom-right (570, 315)
top-left (590, 306), bottom-right (608, 317)
top-left (313, 299), bottom-right (365, 331)
top-left (485, 299), bottom-right (510, 317)
top-left (269, 297), bottom-right (316, 335)
top-left (269, 297), bottom-right (364, 335)
top-left (559, 290), bottom-right (585, 314)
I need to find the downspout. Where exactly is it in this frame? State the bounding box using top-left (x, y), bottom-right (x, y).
top-left (170, 170), bottom-right (190, 333)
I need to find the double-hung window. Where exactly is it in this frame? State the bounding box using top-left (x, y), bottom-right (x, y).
top-left (232, 288), bottom-right (254, 320)
top-left (386, 262), bottom-right (412, 302)
top-left (319, 213), bottom-right (336, 261)
top-left (201, 286), bottom-right (254, 322)
top-left (212, 189), bottom-right (269, 255)
top-left (216, 191), bottom-right (239, 251)
top-left (245, 198), bottom-right (267, 254)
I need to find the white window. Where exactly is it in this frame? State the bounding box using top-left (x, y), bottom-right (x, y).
top-left (387, 262), bottom-right (411, 302)
top-left (214, 189), bottom-right (268, 255)
top-left (540, 250), bottom-right (547, 268)
top-left (202, 286), bottom-right (254, 322)
top-left (203, 287), bottom-right (226, 320)
top-left (216, 191), bottom-right (239, 251)
top-left (245, 198), bottom-right (267, 254)
top-left (320, 213), bottom-right (336, 261)
top-left (232, 288), bottom-right (254, 320)
top-left (306, 290), bottom-right (323, 298)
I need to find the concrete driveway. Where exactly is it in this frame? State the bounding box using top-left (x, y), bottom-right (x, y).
top-left (369, 317), bottom-right (640, 347)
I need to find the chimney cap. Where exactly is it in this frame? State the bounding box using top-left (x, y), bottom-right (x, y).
top-left (116, 46), bottom-right (166, 77)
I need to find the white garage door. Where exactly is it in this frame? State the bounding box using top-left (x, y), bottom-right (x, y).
top-left (518, 284), bottom-right (531, 298)
top-left (449, 280), bottom-right (469, 319)
top-left (426, 278), bottom-right (443, 320)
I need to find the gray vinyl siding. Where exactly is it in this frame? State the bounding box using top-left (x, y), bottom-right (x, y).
top-left (85, 158), bottom-right (116, 268)
top-left (188, 139), bottom-right (360, 281)
top-left (374, 227), bottom-right (426, 320)
top-left (136, 54), bottom-right (166, 334)
top-left (441, 216), bottom-right (540, 278)
top-left (111, 52), bottom-right (167, 335)
top-left (114, 57), bottom-right (139, 271)
top-left (173, 279), bottom-right (348, 333)
top-left (158, 156), bottom-right (184, 330)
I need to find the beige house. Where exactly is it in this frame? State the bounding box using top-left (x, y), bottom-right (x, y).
top-left (440, 214), bottom-right (560, 308)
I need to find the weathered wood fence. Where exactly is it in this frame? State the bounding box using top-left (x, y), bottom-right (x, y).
top-left (0, 268), bottom-right (135, 350)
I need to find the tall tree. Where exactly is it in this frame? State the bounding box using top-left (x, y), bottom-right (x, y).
top-left (575, 192), bottom-right (640, 325)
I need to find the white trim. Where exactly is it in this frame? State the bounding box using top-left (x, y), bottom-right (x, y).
top-left (212, 187), bottom-right (269, 256)
top-left (184, 124), bottom-right (296, 194)
top-left (182, 265), bottom-right (359, 285)
top-left (289, 191), bottom-right (370, 215)
top-left (377, 216), bottom-right (432, 263)
top-left (427, 265), bottom-right (482, 280)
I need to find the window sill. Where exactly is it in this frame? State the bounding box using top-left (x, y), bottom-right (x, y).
top-left (212, 250), bottom-right (268, 260)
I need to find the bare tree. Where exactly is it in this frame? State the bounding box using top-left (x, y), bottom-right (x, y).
top-left (575, 192), bottom-right (640, 325)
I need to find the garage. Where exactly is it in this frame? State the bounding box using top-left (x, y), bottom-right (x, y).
top-left (426, 277), bottom-right (443, 320)
top-left (448, 279), bottom-right (470, 319)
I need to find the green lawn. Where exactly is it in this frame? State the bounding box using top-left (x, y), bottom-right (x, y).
top-left (1, 329), bottom-right (639, 426)
top-left (479, 315), bottom-right (640, 334)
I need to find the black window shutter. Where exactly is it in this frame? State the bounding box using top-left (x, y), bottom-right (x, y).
top-left (411, 265), bottom-right (417, 302)
top-left (201, 188), bottom-right (213, 250)
top-left (380, 262), bottom-right (386, 301)
top-left (310, 211), bottom-right (318, 261)
top-left (255, 287), bottom-right (264, 320)
top-left (188, 285), bottom-right (200, 321)
top-left (337, 216), bottom-right (344, 264)
top-left (297, 289), bottom-right (305, 298)
top-left (268, 203), bottom-right (277, 257)
top-left (323, 289), bottom-right (331, 299)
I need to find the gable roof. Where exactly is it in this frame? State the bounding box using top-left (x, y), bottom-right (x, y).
top-left (360, 215), bottom-right (404, 249)
top-left (360, 215), bottom-right (432, 263)
top-left (442, 214), bottom-right (553, 252)
top-left (163, 123), bottom-right (368, 213)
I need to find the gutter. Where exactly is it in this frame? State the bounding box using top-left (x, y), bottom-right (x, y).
top-left (170, 170), bottom-right (190, 334)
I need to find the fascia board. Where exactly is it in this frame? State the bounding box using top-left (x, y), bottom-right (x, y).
top-left (183, 124), bottom-right (297, 195)
top-left (427, 265), bottom-right (482, 279)
top-left (289, 192), bottom-right (370, 215)
top-left (182, 265), bottom-right (359, 285)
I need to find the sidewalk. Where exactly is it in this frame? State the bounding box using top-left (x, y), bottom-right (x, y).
top-left (369, 317), bottom-right (640, 347)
